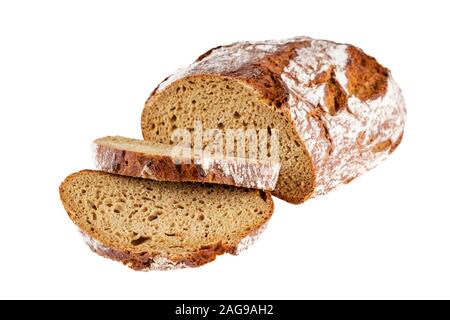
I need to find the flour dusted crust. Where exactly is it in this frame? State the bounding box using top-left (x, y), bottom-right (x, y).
top-left (281, 40), bottom-right (405, 195)
top-left (93, 139), bottom-right (280, 190)
top-left (148, 37), bottom-right (406, 198)
top-left (80, 231), bottom-right (189, 270)
top-left (233, 222), bottom-right (268, 255)
top-left (79, 222), bottom-right (269, 271)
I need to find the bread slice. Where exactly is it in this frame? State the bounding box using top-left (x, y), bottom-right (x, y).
top-left (93, 136), bottom-right (280, 190)
top-left (59, 170), bottom-right (273, 270)
top-left (141, 37), bottom-right (406, 204)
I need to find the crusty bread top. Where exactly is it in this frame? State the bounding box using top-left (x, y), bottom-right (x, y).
top-left (59, 170), bottom-right (273, 270)
top-left (94, 136), bottom-right (280, 190)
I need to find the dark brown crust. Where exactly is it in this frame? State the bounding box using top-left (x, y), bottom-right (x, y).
top-left (94, 143), bottom-right (278, 190)
top-left (346, 46), bottom-right (389, 101)
top-left (223, 41), bottom-right (310, 108)
top-left (95, 144), bottom-right (236, 186)
top-left (80, 223), bottom-right (268, 270)
top-left (306, 106), bottom-right (334, 156)
top-left (371, 131), bottom-right (404, 154)
top-left (389, 132), bottom-right (403, 154)
top-left (81, 229), bottom-right (227, 270)
top-left (59, 170), bottom-right (274, 270)
top-left (310, 66), bottom-right (348, 115)
top-left (196, 45), bottom-right (224, 62)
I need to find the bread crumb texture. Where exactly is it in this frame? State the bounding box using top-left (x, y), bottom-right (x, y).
top-left (59, 170), bottom-right (273, 270)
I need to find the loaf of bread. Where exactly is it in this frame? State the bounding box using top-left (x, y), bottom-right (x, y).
top-left (141, 37), bottom-right (406, 203)
top-left (59, 36), bottom-right (406, 271)
top-left (59, 170), bottom-right (273, 270)
top-left (93, 136), bottom-right (280, 190)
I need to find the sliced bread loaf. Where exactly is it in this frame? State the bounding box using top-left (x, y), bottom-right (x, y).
top-left (141, 37), bottom-right (406, 204)
top-left (94, 136), bottom-right (280, 190)
top-left (59, 170), bottom-right (273, 270)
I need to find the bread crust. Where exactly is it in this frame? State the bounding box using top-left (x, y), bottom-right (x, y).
top-left (79, 222), bottom-right (269, 271)
top-left (143, 37), bottom-right (406, 203)
top-left (93, 139), bottom-right (280, 191)
top-left (59, 170), bottom-right (274, 271)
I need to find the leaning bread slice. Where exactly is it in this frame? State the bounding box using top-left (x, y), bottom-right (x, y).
top-left (59, 170), bottom-right (273, 270)
top-left (94, 136), bottom-right (280, 190)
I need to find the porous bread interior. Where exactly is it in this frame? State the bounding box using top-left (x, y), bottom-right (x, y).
top-left (60, 170), bottom-right (272, 257)
top-left (142, 76), bottom-right (314, 203)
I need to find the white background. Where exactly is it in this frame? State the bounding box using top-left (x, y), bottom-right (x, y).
top-left (0, 0), bottom-right (449, 299)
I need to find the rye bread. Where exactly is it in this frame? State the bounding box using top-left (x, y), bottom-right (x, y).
top-left (59, 170), bottom-right (273, 270)
top-left (141, 36), bottom-right (406, 204)
top-left (94, 136), bottom-right (280, 190)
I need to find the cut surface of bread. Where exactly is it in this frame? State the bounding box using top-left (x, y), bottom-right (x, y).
top-left (141, 37), bottom-right (406, 204)
top-left (59, 170), bottom-right (273, 270)
top-left (142, 77), bottom-right (312, 204)
top-left (94, 136), bottom-right (280, 190)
